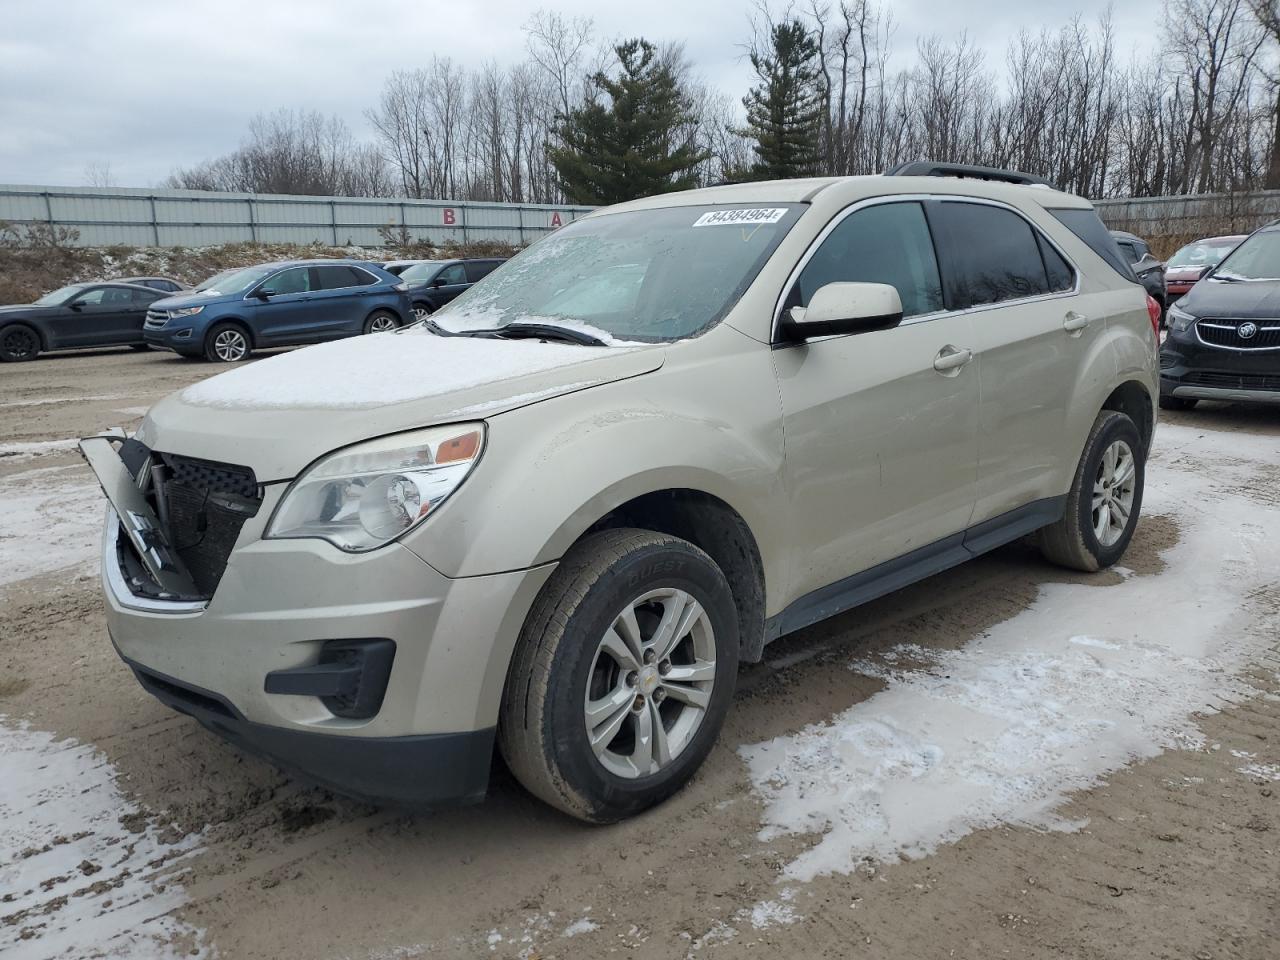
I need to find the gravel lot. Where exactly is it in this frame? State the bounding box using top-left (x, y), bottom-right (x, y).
top-left (2, 345), bottom-right (1278, 960)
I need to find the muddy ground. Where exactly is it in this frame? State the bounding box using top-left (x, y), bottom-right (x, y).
top-left (2, 346), bottom-right (1278, 959)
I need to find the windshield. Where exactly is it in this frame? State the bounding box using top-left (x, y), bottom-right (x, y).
top-left (1167, 239), bottom-right (1240, 269)
top-left (433, 204), bottom-right (803, 342)
top-left (399, 261), bottom-right (446, 282)
top-left (34, 285), bottom-right (84, 305)
top-left (1211, 230), bottom-right (1280, 281)
top-left (197, 265), bottom-right (275, 295)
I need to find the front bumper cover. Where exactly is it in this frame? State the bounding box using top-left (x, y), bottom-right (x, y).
top-left (119, 646), bottom-right (494, 807)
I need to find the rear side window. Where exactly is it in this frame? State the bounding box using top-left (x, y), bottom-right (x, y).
top-left (1037, 235), bottom-right (1075, 292)
top-left (931, 201), bottom-right (1052, 308)
top-left (130, 287), bottom-right (162, 304)
top-left (464, 260), bottom-right (500, 283)
top-left (1048, 208), bottom-right (1136, 280)
top-left (791, 201), bottom-right (944, 318)
top-left (314, 265), bottom-right (376, 290)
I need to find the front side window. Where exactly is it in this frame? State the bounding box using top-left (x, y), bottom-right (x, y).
top-left (70, 287), bottom-right (110, 305)
top-left (263, 267), bottom-right (312, 295)
top-left (789, 201), bottom-right (944, 318)
top-left (399, 261), bottom-right (445, 282)
top-left (436, 264), bottom-right (467, 285)
top-left (932, 202), bottom-right (1053, 308)
top-left (435, 203), bottom-right (802, 342)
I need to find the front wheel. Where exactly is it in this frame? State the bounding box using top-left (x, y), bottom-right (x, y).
top-left (1039, 410), bottom-right (1144, 572)
top-left (411, 302), bottom-right (433, 322)
top-left (0, 324), bottom-right (41, 362)
top-left (203, 323), bottom-right (251, 363)
top-left (499, 529), bottom-right (739, 822)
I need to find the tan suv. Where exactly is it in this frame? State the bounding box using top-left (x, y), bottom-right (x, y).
top-left (82, 164), bottom-right (1159, 822)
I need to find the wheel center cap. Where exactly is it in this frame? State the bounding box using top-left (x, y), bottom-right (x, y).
top-left (639, 668), bottom-right (660, 694)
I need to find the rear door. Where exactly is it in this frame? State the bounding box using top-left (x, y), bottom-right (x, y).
top-left (928, 198), bottom-right (1099, 526)
top-left (250, 267), bottom-right (315, 344)
top-left (774, 199), bottom-right (980, 604)
top-left (310, 265), bottom-right (380, 337)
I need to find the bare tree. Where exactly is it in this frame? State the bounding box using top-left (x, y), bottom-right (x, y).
top-left (83, 161), bottom-right (116, 188)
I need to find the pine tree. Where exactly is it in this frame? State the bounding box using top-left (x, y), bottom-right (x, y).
top-left (741, 20), bottom-right (825, 180)
top-left (549, 40), bottom-right (707, 204)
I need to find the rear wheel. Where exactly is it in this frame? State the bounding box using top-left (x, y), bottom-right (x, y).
top-left (412, 302), bottom-right (433, 322)
top-left (0, 324), bottom-right (40, 362)
top-left (1039, 410), bottom-right (1144, 572)
top-left (364, 310), bottom-right (400, 334)
top-left (1159, 394), bottom-right (1197, 411)
top-left (499, 529), bottom-right (738, 822)
top-left (203, 323), bottom-right (251, 362)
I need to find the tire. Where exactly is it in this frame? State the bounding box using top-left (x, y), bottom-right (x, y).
top-left (499, 528), bottom-right (739, 823)
top-left (1039, 410), bottom-right (1145, 572)
top-left (203, 323), bottom-right (251, 363)
top-left (411, 302), bottom-right (433, 322)
top-left (1159, 394), bottom-right (1197, 411)
top-left (0, 324), bottom-right (41, 362)
top-left (363, 310), bottom-right (400, 334)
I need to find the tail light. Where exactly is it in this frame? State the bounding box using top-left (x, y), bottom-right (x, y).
top-left (1146, 295), bottom-right (1161, 339)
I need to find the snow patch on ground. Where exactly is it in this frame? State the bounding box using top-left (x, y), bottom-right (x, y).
top-left (742, 898), bottom-right (801, 929)
top-left (562, 917), bottom-right (599, 937)
top-left (0, 468), bottom-right (103, 587)
top-left (1238, 762), bottom-right (1280, 782)
top-left (0, 439), bottom-right (79, 461)
top-left (0, 718), bottom-right (207, 958)
top-left (741, 423), bottom-right (1280, 882)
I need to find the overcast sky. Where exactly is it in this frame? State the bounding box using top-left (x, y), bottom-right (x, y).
top-left (0, 0), bottom-right (1160, 189)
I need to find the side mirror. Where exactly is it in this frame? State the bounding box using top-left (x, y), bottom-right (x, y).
top-left (430, 277), bottom-right (447, 288)
top-left (68, 300), bottom-right (84, 311)
top-left (782, 282), bottom-right (904, 340)
top-left (252, 287), bottom-right (274, 300)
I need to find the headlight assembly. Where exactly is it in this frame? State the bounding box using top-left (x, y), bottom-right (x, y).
top-left (265, 423), bottom-right (484, 552)
top-left (169, 306), bottom-right (204, 318)
top-left (1166, 304), bottom-right (1196, 332)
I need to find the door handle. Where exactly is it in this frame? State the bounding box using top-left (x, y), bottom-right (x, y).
top-left (1063, 311), bottom-right (1091, 333)
top-left (933, 344), bottom-right (973, 374)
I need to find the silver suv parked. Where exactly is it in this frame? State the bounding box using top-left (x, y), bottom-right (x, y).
top-left (82, 164), bottom-right (1158, 822)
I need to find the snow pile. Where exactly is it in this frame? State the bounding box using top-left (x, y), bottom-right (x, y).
top-left (742, 423), bottom-right (1280, 881)
top-left (0, 467), bottom-right (103, 587)
top-left (179, 328), bottom-right (643, 410)
top-left (0, 718), bottom-right (207, 958)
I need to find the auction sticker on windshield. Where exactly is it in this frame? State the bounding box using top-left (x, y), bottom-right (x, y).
top-left (692, 208), bottom-right (789, 227)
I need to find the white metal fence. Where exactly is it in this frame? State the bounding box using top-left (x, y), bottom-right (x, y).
top-left (0, 184), bottom-right (594, 248)
top-left (1093, 190), bottom-right (1280, 238)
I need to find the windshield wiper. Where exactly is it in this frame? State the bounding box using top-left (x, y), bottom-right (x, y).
top-left (1212, 272), bottom-right (1246, 282)
top-left (491, 322), bottom-right (608, 346)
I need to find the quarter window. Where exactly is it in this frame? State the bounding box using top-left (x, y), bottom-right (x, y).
top-left (791, 202), bottom-right (944, 318)
top-left (464, 260), bottom-right (500, 283)
top-left (932, 202), bottom-right (1054, 308)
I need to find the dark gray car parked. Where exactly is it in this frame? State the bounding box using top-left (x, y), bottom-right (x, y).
top-left (1110, 230), bottom-right (1167, 316)
top-left (0, 282), bottom-right (168, 361)
top-left (399, 258), bottom-right (506, 320)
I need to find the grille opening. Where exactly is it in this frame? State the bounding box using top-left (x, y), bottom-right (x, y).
top-left (133, 667), bottom-right (237, 720)
top-left (1197, 319), bottom-right (1280, 350)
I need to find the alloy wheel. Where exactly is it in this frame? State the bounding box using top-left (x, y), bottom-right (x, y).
top-left (213, 329), bottom-right (248, 362)
top-left (583, 588), bottom-right (716, 779)
top-left (369, 314), bottom-right (398, 333)
top-left (1092, 439), bottom-right (1137, 547)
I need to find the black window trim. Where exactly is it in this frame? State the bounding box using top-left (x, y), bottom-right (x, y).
top-left (770, 193), bottom-right (1080, 343)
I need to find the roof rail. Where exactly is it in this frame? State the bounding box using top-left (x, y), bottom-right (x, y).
top-left (885, 161), bottom-right (1053, 188)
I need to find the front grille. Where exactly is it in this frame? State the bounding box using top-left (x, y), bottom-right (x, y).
top-left (145, 309), bottom-right (169, 328)
top-left (154, 453), bottom-right (261, 597)
top-left (1183, 371), bottom-right (1280, 392)
top-left (1196, 319), bottom-right (1280, 350)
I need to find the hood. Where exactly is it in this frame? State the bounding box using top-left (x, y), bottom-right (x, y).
top-left (0, 303), bottom-right (50, 315)
top-left (1166, 265), bottom-right (1208, 282)
top-left (1178, 278), bottom-right (1280, 320)
top-left (137, 326), bottom-right (665, 481)
top-left (151, 288), bottom-right (238, 310)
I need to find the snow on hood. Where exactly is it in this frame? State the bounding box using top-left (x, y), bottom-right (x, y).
top-left (141, 327), bottom-right (662, 480)
top-left (180, 326), bottom-right (643, 410)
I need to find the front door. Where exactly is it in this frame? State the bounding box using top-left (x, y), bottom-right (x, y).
top-left (774, 200), bottom-right (980, 605)
top-left (430, 262), bottom-right (470, 305)
top-left (51, 286), bottom-right (142, 348)
top-left (249, 266), bottom-right (316, 345)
